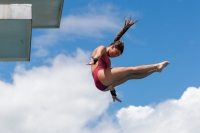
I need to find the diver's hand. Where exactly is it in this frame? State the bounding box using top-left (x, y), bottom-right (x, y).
top-left (86, 58), bottom-right (95, 65)
top-left (107, 85), bottom-right (122, 103)
top-left (112, 96), bottom-right (122, 103)
top-left (86, 58), bottom-right (98, 65)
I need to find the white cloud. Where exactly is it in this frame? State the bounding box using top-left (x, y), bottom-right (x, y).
top-left (33, 47), bottom-right (49, 57)
top-left (0, 49), bottom-right (120, 133)
top-left (1, 47), bottom-right (200, 133)
top-left (116, 87), bottom-right (200, 133)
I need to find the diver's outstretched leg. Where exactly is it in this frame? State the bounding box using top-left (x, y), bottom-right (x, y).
top-left (104, 69), bottom-right (157, 91)
top-left (99, 61), bottom-right (169, 86)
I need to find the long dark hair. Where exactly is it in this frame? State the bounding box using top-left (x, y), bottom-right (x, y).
top-left (110, 17), bottom-right (139, 54)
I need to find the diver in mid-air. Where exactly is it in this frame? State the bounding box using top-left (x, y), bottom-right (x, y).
top-left (87, 18), bottom-right (169, 102)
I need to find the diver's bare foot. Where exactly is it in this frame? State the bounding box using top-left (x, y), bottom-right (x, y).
top-left (157, 61), bottom-right (170, 72)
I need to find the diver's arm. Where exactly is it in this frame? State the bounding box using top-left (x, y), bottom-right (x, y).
top-left (86, 45), bottom-right (106, 65)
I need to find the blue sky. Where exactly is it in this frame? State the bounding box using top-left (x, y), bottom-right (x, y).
top-left (0, 0), bottom-right (200, 132)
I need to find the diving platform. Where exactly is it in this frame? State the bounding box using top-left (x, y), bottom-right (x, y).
top-left (0, 0), bottom-right (64, 61)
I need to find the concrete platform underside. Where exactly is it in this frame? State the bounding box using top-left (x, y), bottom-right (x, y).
top-left (0, 0), bottom-right (64, 28)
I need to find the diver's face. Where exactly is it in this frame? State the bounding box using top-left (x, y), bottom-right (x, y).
top-left (108, 47), bottom-right (121, 58)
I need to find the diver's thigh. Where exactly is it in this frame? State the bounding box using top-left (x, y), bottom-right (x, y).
top-left (98, 67), bottom-right (133, 85)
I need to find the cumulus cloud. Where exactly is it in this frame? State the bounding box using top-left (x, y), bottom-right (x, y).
top-left (116, 87), bottom-right (200, 133)
top-left (1, 47), bottom-right (200, 133)
top-left (0, 49), bottom-right (120, 133)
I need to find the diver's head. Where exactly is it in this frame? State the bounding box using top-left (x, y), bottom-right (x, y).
top-left (108, 40), bottom-right (124, 57)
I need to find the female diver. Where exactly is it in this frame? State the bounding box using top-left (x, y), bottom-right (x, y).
top-left (87, 18), bottom-right (170, 102)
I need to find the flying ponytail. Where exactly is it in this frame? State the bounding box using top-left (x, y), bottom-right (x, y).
top-left (114, 17), bottom-right (139, 42)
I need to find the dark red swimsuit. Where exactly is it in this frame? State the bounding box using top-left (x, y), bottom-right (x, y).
top-left (92, 53), bottom-right (110, 91)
